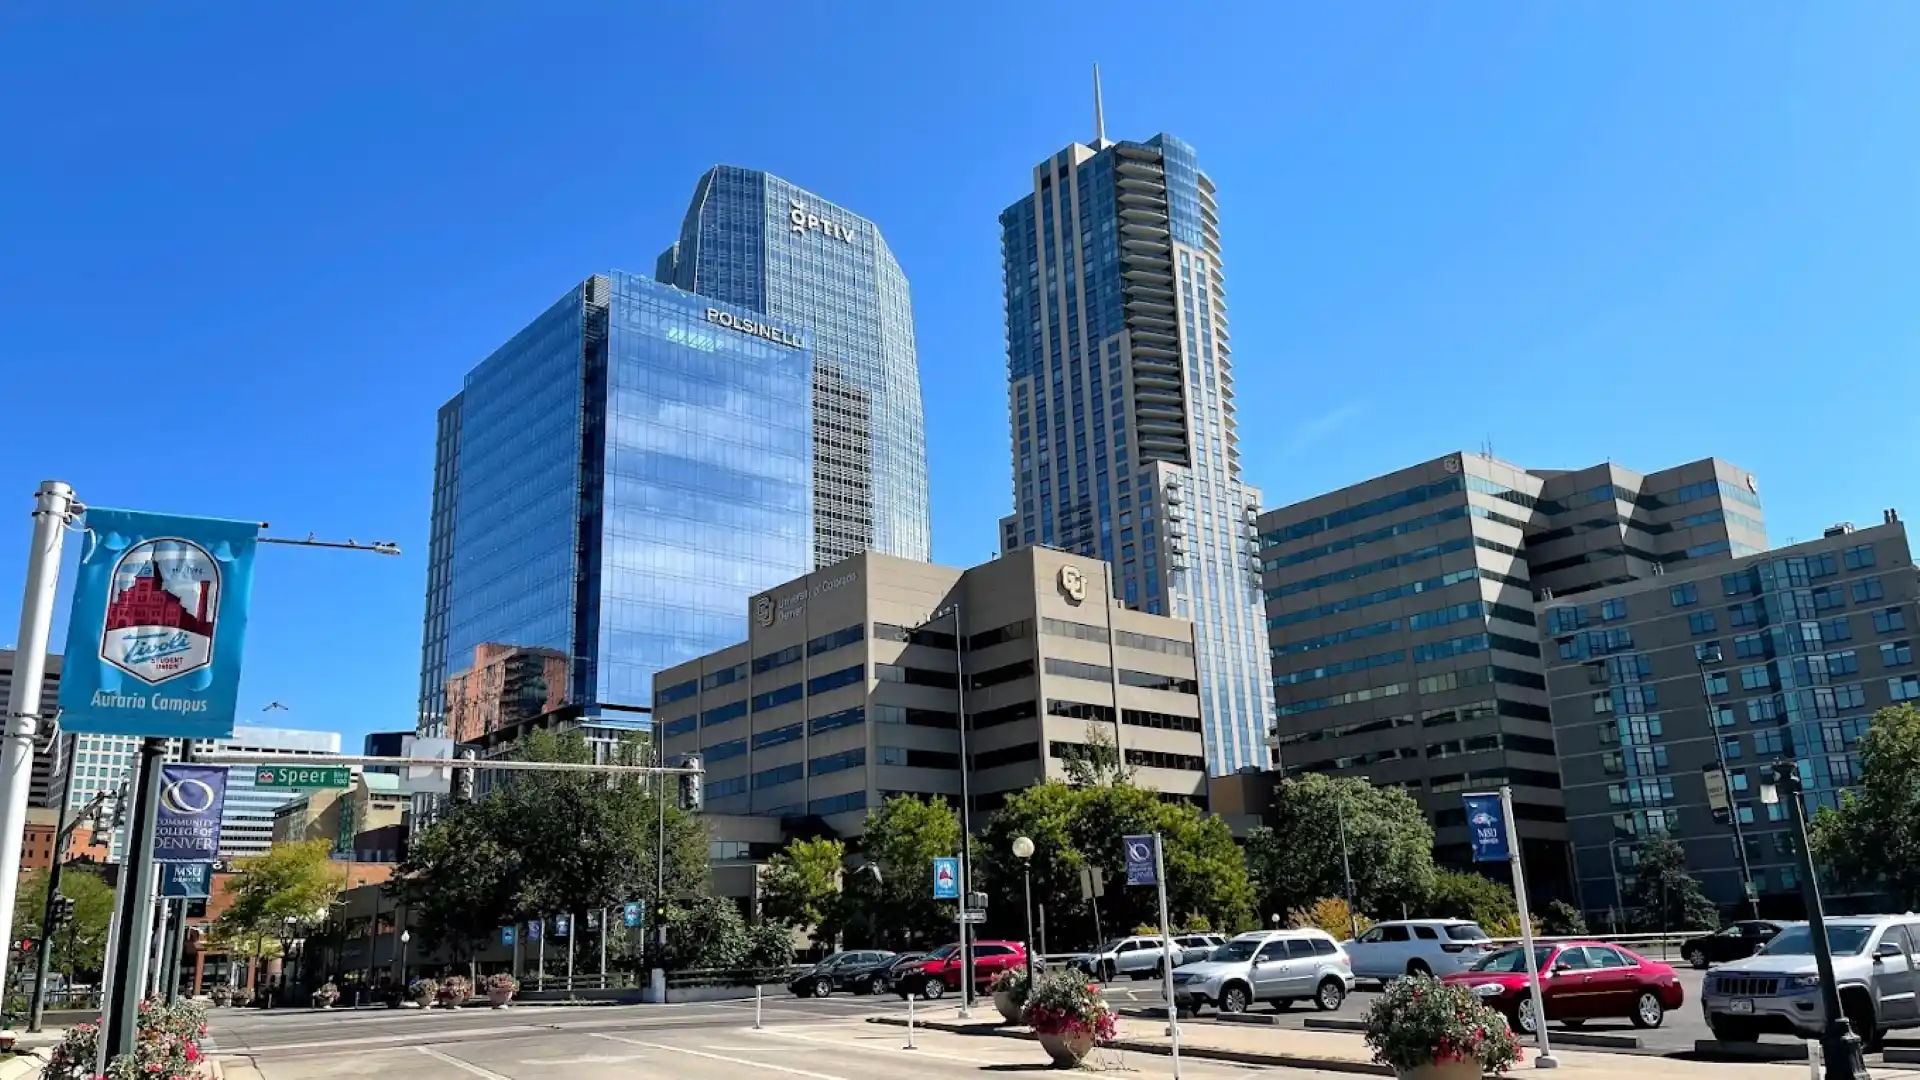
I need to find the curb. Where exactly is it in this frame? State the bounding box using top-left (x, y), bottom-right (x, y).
top-left (865, 1015), bottom-right (1392, 1076)
top-left (0, 1047), bottom-right (53, 1080)
top-left (1694, 1040), bottom-right (1808, 1061)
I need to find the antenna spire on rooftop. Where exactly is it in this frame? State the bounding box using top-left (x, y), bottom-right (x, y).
top-left (1093, 63), bottom-right (1106, 145)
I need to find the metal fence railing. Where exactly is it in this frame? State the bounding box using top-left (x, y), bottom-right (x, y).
top-left (665, 967), bottom-right (800, 990)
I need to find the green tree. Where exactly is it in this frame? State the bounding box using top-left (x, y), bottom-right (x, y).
top-left (851, 794), bottom-right (964, 948)
top-left (1541, 900), bottom-right (1588, 936)
top-left (661, 895), bottom-right (749, 971)
top-left (760, 837), bottom-right (848, 948)
top-left (979, 781), bottom-right (1255, 949)
top-left (216, 839), bottom-right (348, 975)
top-left (1060, 723), bottom-right (1135, 788)
top-left (1623, 831), bottom-right (1719, 932)
top-left (1811, 704), bottom-right (1920, 909)
top-left (14, 867), bottom-right (116, 980)
top-left (1247, 775), bottom-right (1435, 923)
top-left (1426, 870), bottom-right (1521, 936)
top-left (393, 730), bottom-right (709, 959)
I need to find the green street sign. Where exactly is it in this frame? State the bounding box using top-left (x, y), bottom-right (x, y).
top-left (253, 765), bottom-right (352, 789)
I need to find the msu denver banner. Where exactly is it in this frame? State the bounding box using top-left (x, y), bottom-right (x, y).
top-left (57, 509), bottom-right (258, 739)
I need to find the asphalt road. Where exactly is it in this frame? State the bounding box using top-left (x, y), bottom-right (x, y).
top-left (207, 996), bottom-right (1326, 1080)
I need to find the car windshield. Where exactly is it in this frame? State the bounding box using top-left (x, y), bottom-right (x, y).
top-left (1470, 946), bottom-right (1554, 973)
top-left (925, 945), bottom-right (958, 960)
top-left (1446, 925), bottom-right (1490, 941)
top-left (1208, 939), bottom-right (1264, 963)
top-left (1097, 939), bottom-right (1132, 953)
top-left (1760, 926), bottom-right (1872, 956)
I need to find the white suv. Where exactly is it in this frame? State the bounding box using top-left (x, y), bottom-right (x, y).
top-left (1344, 919), bottom-right (1494, 982)
top-left (1171, 929), bottom-right (1354, 1014)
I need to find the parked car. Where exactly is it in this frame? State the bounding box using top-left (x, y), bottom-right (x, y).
top-left (1701, 916), bottom-right (1920, 1048)
top-left (1073, 935), bottom-right (1178, 981)
top-left (1170, 929), bottom-right (1353, 1015)
top-left (873, 952), bottom-right (927, 996)
top-left (1344, 919), bottom-right (1494, 982)
top-left (1173, 933), bottom-right (1230, 967)
top-left (895, 941), bottom-right (1028, 1000)
top-left (1443, 941), bottom-right (1682, 1034)
top-left (1681, 921), bottom-right (1786, 970)
top-left (787, 950), bottom-right (896, 998)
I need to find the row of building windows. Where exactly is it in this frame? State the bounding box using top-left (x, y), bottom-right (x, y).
top-left (1266, 567), bottom-right (1496, 631)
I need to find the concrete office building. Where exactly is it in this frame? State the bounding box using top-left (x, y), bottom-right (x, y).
top-left (994, 99), bottom-right (1270, 775)
top-left (658, 167), bottom-right (931, 569)
top-left (655, 547), bottom-right (1208, 835)
top-left (1259, 451), bottom-right (1766, 879)
top-left (1546, 514), bottom-right (1916, 918)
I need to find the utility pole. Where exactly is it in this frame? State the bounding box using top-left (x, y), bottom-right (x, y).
top-left (0, 481), bottom-right (77, 998)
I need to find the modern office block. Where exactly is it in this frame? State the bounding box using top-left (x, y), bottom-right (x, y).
top-left (416, 273), bottom-right (816, 738)
top-left (658, 167), bottom-right (931, 569)
top-left (994, 110), bottom-right (1270, 775)
top-left (655, 547), bottom-right (1208, 834)
top-left (1546, 515), bottom-right (1915, 917)
top-left (1259, 451), bottom-right (1766, 880)
top-left (1, 648), bottom-right (71, 810)
top-left (192, 725), bottom-right (343, 858)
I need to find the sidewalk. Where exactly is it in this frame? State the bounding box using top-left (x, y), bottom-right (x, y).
top-left (869, 1007), bottom-right (1813, 1080)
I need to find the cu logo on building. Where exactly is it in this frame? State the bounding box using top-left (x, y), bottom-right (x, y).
top-left (1059, 565), bottom-right (1087, 603)
top-left (753, 594), bottom-right (776, 628)
top-left (161, 777), bottom-right (219, 816)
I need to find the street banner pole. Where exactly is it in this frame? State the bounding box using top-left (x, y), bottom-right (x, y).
top-left (1466, 789), bottom-right (1555, 1068)
top-left (104, 737), bottom-right (166, 1061)
top-left (0, 481), bottom-right (77, 998)
top-left (92, 858), bottom-right (130, 1078)
top-left (1126, 834), bottom-right (1179, 1079)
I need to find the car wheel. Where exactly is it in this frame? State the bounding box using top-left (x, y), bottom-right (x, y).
top-left (1708, 1017), bottom-right (1759, 1043)
top-left (1631, 991), bottom-right (1664, 1029)
top-left (1512, 997), bottom-right (1539, 1036)
top-left (1841, 991), bottom-right (1880, 1051)
top-left (922, 977), bottom-right (945, 1000)
top-left (1099, 961), bottom-right (1116, 983)
top-left (1315, 978), bottom-right (1346, 1012)
top-left (1219, 984), bottom-right (1250, 1015)
top-left (812, 978), bottom-right (832, 998)
top-left (1686, 947), bottom-right (1708, 970)
top-left (1406, 959), bottom-right (1432, 979)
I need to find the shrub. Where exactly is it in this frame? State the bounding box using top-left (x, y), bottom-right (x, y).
top-left (46, 999), bottom-right (209, 1080)
top-left (1021, 969), bottom-right (1117, 1043)
top-left (438, 975), bottom-right (472, 1002)
top-left (1541, 900), bottom-right (1588, 936)
top-left (486, 973), bottom-right (520, 994)
top-left (408, 977), bottom-right (438, 1004)
top-left (1362, 975), bottom-right (1522, 1075)
top-left (989, 965), bottom-right (1033, 1007)
top-left (1289, 897), bottom-right (1372, 940)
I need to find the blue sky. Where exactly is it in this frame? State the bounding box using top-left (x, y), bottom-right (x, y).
top-left (4, 4), bottom-right (1918, 747)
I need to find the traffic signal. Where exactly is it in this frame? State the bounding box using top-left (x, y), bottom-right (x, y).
top-left (50, 896), bottom-right (75, 927)
top-left (678, 754), bottom-right (703, 812)
top-left (653, 903), bottom-right (668, 924)
top-left (16, 938), bottom-right (34, 954)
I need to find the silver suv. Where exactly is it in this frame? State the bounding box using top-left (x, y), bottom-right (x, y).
top-left (1701, 915), bottom-right (1920, 1048)
top-left (1171, 929), bottom-right (1353, 1015)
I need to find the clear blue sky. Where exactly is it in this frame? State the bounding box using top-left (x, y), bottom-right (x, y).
top-left (4, 4), bottom-right (1917, 748)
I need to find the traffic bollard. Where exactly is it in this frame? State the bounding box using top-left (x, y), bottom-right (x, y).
top-left (905, 995), bottom-right (917, 1050)
top-left (754, 983), bottom-right (763, 1031)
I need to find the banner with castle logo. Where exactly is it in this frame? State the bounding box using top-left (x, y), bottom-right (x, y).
top-left (57, 508), bottom-right (259, 738)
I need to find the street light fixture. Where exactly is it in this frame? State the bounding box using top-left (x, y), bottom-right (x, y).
top-left (399, 930), bottom-right (411, 985)
top-left (1763, 761), bottom-right (1869, 1080)
top-left (1696, 644), bottom-right (1761, 919)
top-left (1013, 836), bottom-right (1036, 985)
top-left (925, 602), bottom-right (975, 1018)
top-left (1335, 776), bottom-right (1367, 940)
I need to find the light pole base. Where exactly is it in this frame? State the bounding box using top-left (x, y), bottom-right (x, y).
top-left (1535, 1054), bottom-right (1560, 1069)
top-left (1821, 1022), bottom-right (1870, 1080)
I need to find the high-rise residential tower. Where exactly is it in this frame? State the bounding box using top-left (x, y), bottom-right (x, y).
top-left (996, 92), bottom-right (1271, 775)
top-left (657, 167), bottom-right (931, 569)
top-left (417, 273), bottom-right (815, 738)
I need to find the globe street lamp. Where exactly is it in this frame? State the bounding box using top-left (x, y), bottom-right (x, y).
top-left (1763, 761), bottom-right (1868, 1080)
top-left (399, 930), bottom-right (411, 986)
top-left (1013, 836), bottom-right (1036, 986)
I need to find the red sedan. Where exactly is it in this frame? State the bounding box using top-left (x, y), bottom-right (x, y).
top-left (1441, 941), bottom-right (1684, 1034)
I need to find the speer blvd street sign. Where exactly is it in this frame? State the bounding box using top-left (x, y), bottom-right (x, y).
top-left (253, 765), bottom-right (352, 789)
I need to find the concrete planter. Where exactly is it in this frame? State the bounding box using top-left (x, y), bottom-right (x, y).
top-left (1036, 1029), bottom-right (1093, 1067)
top-left (993, 991), bottom-right (1024, 1024)
top-left (1395, 1059), bottom-right (1482, 1080)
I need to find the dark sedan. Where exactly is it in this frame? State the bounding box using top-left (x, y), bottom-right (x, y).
top-left (1681, 921), bottom-right (1785, 970)
top-left (873, 952), bottom-right (927, 995)
top-left (788, 950), bottom-right (897, 997)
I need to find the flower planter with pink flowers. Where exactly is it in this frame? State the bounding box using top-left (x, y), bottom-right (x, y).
top-left (1019, 970), bottom-right (1117, 1068)
top-left (1362, 974), bottom-right (1523, 1080)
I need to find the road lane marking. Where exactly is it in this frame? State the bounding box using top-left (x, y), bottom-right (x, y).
top-left (517, 1054), bottom-right (649, 1065)
top-left (416, 1045), bottom-right (515, 1080)
top-left (588, 1032), bottom-right (849, 1080)
top-left (745, 1026), bottom-right (994, 1065)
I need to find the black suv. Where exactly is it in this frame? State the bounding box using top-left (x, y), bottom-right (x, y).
top-left (788, 950), bottom-right (897, 997)
top-left (1682, 921), bottom-right (1785, 970)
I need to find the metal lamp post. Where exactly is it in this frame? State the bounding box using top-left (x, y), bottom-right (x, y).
top-left (1763, 762), bottom-right (1868, 1080)
top-left (1696, 645), bottom-right (1761, 918)
top-left (1334, 777), bottom-right (1366, 940)
top-left (399, 930), bottom-right (410, 985)
top-left (1013, 836), bottom-right (1036, 985)
top-left (924, 602), bottom-right (974, 1018)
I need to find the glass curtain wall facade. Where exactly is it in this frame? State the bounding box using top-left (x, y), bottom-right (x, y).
top-left (997, 133), bottom-right (1272, 775)
top-left (417, 272), bottom-right (814, 739)
top-left (657, 167), bottom-right (930, 568)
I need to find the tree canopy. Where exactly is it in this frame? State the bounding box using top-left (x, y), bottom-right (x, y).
top-left (216, 839), bottom-right (348, 958)
top-left (392, 730), bottom-right (708, 959)
top-left (760, 837), bottom-right (847, 947)
top-left (1425, 870), bottom-right (1523, 937)
top-left (1246, 774), bottom-right (1436, 923)
top-left (848, 794), bottom-right (966, 949)
top-left (1623, 831), bottom-right (1719, 932)
top-left (15, 866), bottom-right (116, 980)
top-left (1811, 703), bottom-right (1920, 910)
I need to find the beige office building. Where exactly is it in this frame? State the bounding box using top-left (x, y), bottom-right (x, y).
top-left (655, 547), bottom-right (1209, 834)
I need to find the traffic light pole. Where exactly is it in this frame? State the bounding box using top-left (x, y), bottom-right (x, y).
top-left (27, 745), bottom-right (81, 1031)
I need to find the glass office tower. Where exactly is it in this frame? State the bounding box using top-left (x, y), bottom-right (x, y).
top-left (996, 130), bottom-right (1273, 775)
top-left (656, 167), bottom-right (931, 569)
top-left (417, 273), bottom-right (814, 736)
